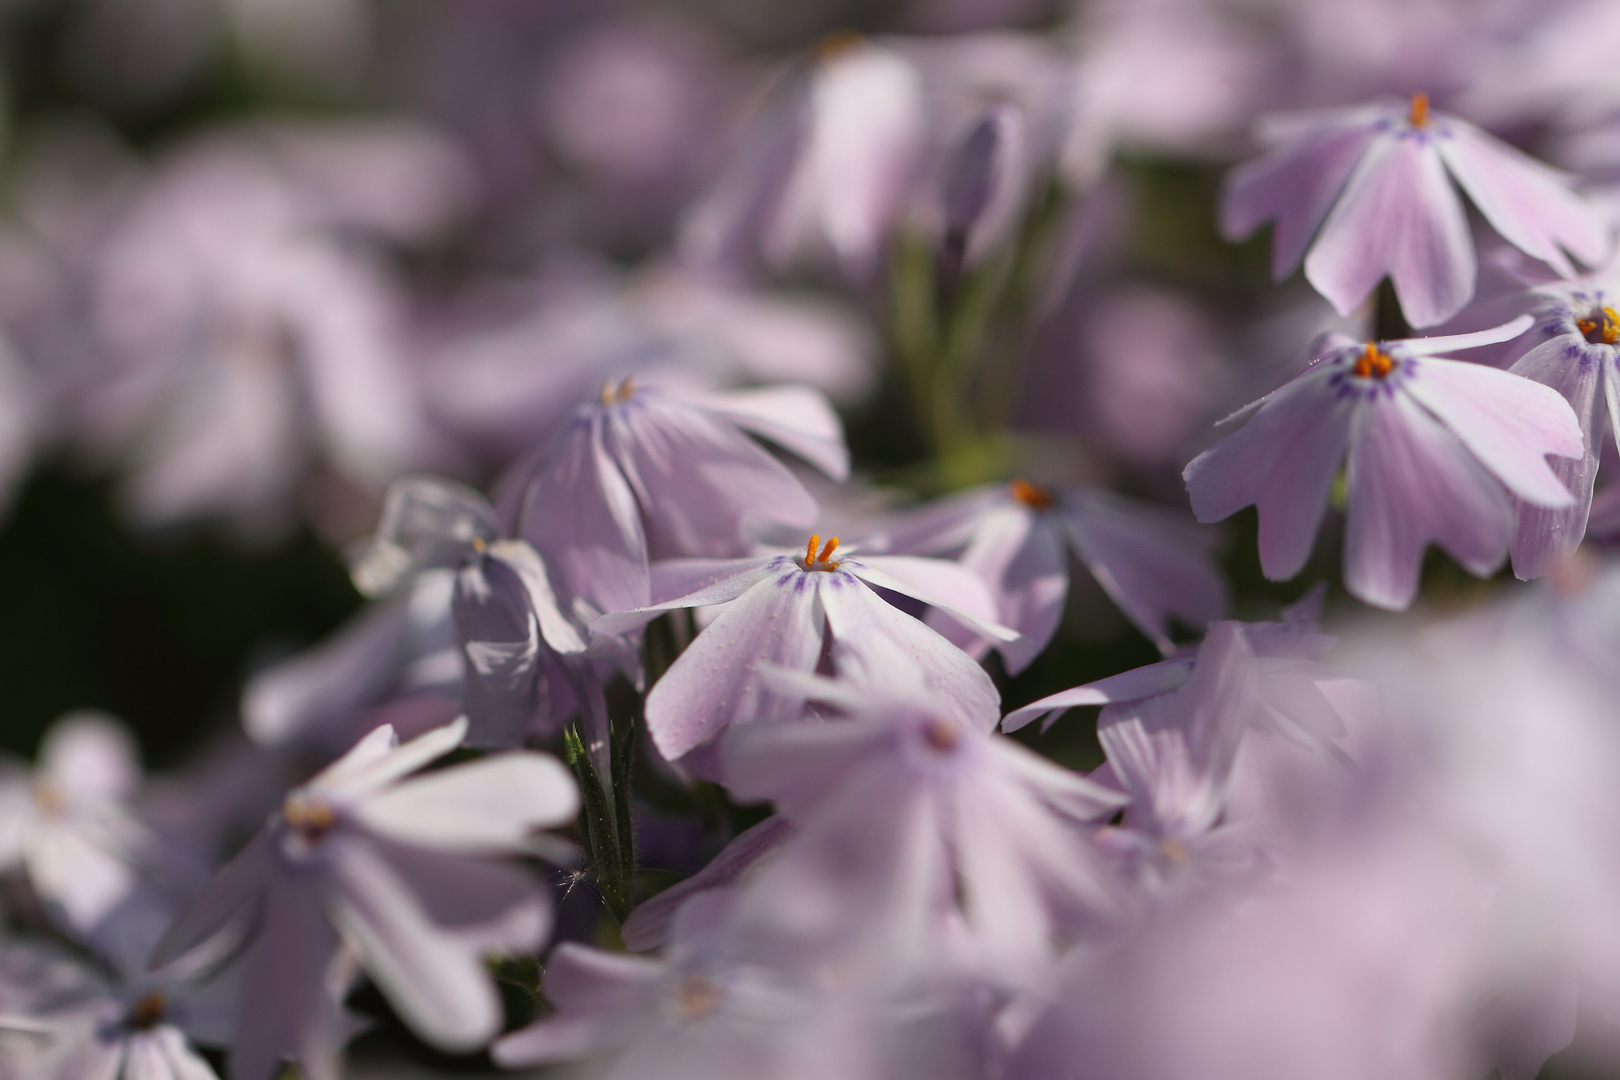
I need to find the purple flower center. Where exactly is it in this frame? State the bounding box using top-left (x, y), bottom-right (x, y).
top-left (282, 793), bottom-right (338, 842)
top-left (1578, 307), bottom-right (1620, 346)
top-left (1010, 479), bottom-right (1054, 510)
top-left (1352, 343), bottom-right (1397, 380)
top-left (800, 534), bottom-right (842, 571)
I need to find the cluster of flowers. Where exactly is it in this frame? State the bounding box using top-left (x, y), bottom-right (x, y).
top-left (6, 0), bottom-right (1620, 1078)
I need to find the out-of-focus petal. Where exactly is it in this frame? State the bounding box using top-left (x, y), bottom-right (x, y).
top-left (355, 754), bottom-right (577, 853)
top-left (230, 877), bottom-right (345, 1080)
top-left (150, 834), bottom-right (272, 970)
top-left (349, 475), bottom-right (497, 598)
top-left (621, 816), bottom-right (797, 952)
top-left (1510, 337), bottom-right (1606, 578)
top-left (686, 385), bottom-right (850, 481)
top-left (926, 506), bottom-right (1067, 674)
top-left (1001, 657), bottom-right (1196, 733)
top-left (39, 712), bottom-right (139, 804)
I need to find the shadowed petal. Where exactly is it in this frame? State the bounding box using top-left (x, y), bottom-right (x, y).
top-left (687, 385), bottom-right (850, 480)
top-left (847, 555), bottom-right (1018, 643)
top-left (1001, 657), bottom-right (1196, 733)
top-left (1507, 341), bottom-right (1606, 577)
top-left (150, 833), bottom-right (272, 971)
top-left (355, 754), bottom-right (578, 853)
top-left (925, 506), bottom-right (1068, 674)
top-left (230, 877), bottom-right (346, 1080)
top-left (621, 816), bottom-right (797, 952)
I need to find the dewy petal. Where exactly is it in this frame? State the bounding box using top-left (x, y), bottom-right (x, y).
top-left (1402, 355), bottom-right (1581, 507)
top-left (1439, 122), bottom-right (1612, 277)
top-left (1306, 131), bottom-right (1475, 327)
top-left (1000, 657), bottom-right (1196, 733)
top-left (1344, 390), bottom-right (1512, 609)
top-left (1222, 118), bottom-right (1379, 280)
top-left (684, 385), bottom-right (851, 481)
top-left (1507, 343), bottom-right (1603, 577)
top-left (327, 836), bottom-right (502, 1052)
top-left (1185, 368), bottom-right (1354, 581)
top-left (819, 576), bottom-right (1002, 732)
top-left (605, 396), bottom-right (819, 559)
top-left (641, 568), bottom-right (825, 760)
top-left (355, 753), bottom-right (578, 854)
top-left (846, 555), bottom-right (1019, 642)
top-left (1058, 490), bottom-right (1227, 653)
top-left (521, 410), bottom-right (649, 618)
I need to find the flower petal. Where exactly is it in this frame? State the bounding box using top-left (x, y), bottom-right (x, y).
top-left (1001, 657), bottom-right (1196, 733)
top-left (1507, 340), bottom-right (1606, 577)
top-left (150, 833), bottom-right (272, 971)
top-left (846, 555), bottom-right (1019, 643)
top-left (685, 385), bottom-right (850, 481)
top-left (355, 753), bottom-right (578, 853)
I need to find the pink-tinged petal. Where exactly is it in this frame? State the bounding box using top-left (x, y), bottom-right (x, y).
top-left (1344, 391), bottom-right (1512, 609)
top-left (1439, 123), bottom-right (1612, 276)
top-left (1185, 369), bottom-right (1354, 581)
top-left (685, 385), bottom-right (850, 480)
top-left (1058, 491), bottom-right (1228, 653)
top-left (521, 411), bottom-right (648, 617)
top-left (1001, 657), bottom-right (1195, 733)
top-left (355, 753), bottom-right (578, 853)
top-left (819, 577), bottom-right (1002, 731)
top-left (150, 833), bottom-right (272, 971)
top-left (1305, 133), bottom-right (1475, 327)
top-left (605, 396), bottom-right (819, 559)
top-left (591, 557), bottom-right (780, 637)
top-left (1403, 355), bottom-right (1581, 506)
top-left (1508, 340), bottom-right (1605, 578)
top-left (39, 713), bottom-right (139, 804)
top-left (847, 555), bottom-right (1019, 642)
top-left (928, 506), bottom-right (1067, 675)
top-left (327, 837), bottom-right (502, 1052)
top-left (642, 570), bottom-right (824, 760)
top-left (313, 718), bottom-right (468, 805)
top-left (230, 876), bottom-right (346, 1080)
top-left (1398, 314), bottom-right (1534, 356)
top-left (620, 815), bottom-right (797, 952)
top-left (1222, 120), bottom-right (1378, 280)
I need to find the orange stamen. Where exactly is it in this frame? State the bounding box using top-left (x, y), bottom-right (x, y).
top-left (599, 376), bottom-right (636, 406)
top-left (1578, 306), bottom-right (1620, 346)
top-left (801, 534), bottom-right (841, 570)
top-left (1408, 91), bottom-right (1430, 128)
top-left (1352, 343), bottom-right (1396, 380)
top-left (1010, 479), bottom-right (1054, 510)
top-left (817, 536), bottom-right (839, 563)
top-left (806, 534), bottom-right (820, 564)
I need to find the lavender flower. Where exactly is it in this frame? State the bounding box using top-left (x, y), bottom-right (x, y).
top-left (147, 719), bottom-right (576, 1080)
top-left (876, 480), bottom-right (1227, 670)
top-left (1183, 317), bottom-right (1582, 609)
top-left (593, 535), bottom-right (1015, 765)
top-left (1224, 95), bottom-right (1611, 326)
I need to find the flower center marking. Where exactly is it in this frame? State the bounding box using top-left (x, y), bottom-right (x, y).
top-left (282, 793), bottom-right (337, 841)
top-left (1352, 343), bottom-right (1396, 380)
top-left (1408, 91), bottom-right (1430, 128)
top-left (1578, 307), bottom-right (1620, 346)
top-left (922, 716), bottom-right (961, 752)
top-left (1010, 479), bottom-right (1054, 510)
top-left (599, 376), bottom-right (636, 406)
top-left (802, 534), bottom-right (841, 571)
top-left (127, 991), bottom-right (166, 1030)
top-left (674, 973), bottom-right (721, 1019)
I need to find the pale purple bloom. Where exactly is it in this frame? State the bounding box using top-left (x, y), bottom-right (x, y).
top-left (0, 714), bottom-right (155, 933)
top-left (1224, 96), bottom-right (1612, 327)
top-left (593, 538), bottom-right (1014, 765)
top-left (1504, 277), bottom-right (1620, 578)
top-left (876, 480), bottom-right (1227, 671)
top-left (1184, 318), bottom-right (1583, 609)
top-left (148, 719), bottom-right (576, 1080)
top-left (516, 381), bottom-right (849, 622)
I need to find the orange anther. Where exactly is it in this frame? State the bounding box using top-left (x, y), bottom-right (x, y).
top-left (817, 537), bottom-right (839, 563)
top-left (1408, 91), bottom-right (1430, 128)
top-left (806, 534), bottom-right (820, 564)
top-left (1010, 479), bottom-right (1054, 510)
top-left (1578, 306), bottom-right (1620, 346)
top-left (1352, 343), bottom-right (1396, 380)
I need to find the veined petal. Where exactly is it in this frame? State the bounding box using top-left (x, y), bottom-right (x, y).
top-left (1185, 368), bottom-right (1354, 581)
top-left (1403, 356), bottom-right (1581, 507)
top-left (846, 555), bottom-right (1019, 642)
top-left (642, 569), bottom-right (825, 760)
top-left (1306, 132), bottom-right (1475, 327)
top-left (1058, 491), bottom-right (1227, 653)
top-left (327, 837), bottom-right (502, 1051)
top-left (819, 577), bottom-right (1001, 732)
top-left (1439, 123), bottom-right (1611, 276)
top-left (591, 557), bottom-right (780, 636)
top-left (355, 754), bottom-right (578, 853)
top-left (521, 411), bottom-right (649, 617)
top-left (685, 385), bottom-right (851, 480)
top-left (1001, 657), bottom-right (1196, 733)
top-left (1344, 391), bottom-right (1512, 609)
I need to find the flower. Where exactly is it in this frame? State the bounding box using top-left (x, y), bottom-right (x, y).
top-left (593, 534), bottom-right (1015, 765)
top-left (1223, 95), bottom-right (1611, 327)
top-left (1183, 317), bottom-right (1582, 609)
top-left (875, 479), bottom-right (1227, 670)
top-left (147, 719), bottom-right (577, 1080)
top-left (516, 380), bottom-right (850, 622)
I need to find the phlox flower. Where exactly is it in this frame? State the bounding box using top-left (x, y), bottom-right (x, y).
top-left (1183, 318), bottom-right (1582, 609)
top-left (593, 534), bottom-right (1015, 765)
top-left (515, 379), bottom-right (849, 622)
top-left (875, 479), bottom-right (1227, 671)
top-left (147, 718), bottom-right (577, 1080)
top-left (1224, 95), bottom-right (1611, 327)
